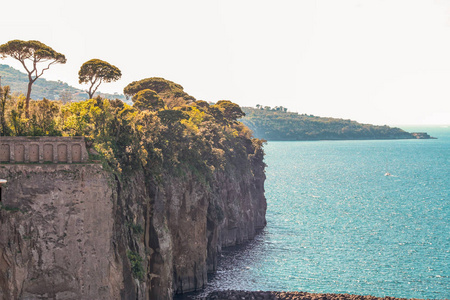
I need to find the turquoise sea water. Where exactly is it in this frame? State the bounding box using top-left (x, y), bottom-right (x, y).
top-left (199, 127), bottom-right (450, 299)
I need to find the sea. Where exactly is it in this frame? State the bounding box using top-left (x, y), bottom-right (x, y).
top-left (184, 126), bottom-right (450, 300)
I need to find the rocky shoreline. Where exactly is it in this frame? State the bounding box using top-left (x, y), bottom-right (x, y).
top-left (410, 132), bottom-right (436, 139)
top-left (202, 291), bottom-right (425, 300)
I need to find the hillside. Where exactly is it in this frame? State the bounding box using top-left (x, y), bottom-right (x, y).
top-left (0, 64), bottom-right (126, 101)
top-left (241, 106), bottom-right (425, 141)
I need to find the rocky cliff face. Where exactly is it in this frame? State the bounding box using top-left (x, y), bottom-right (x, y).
top-left (0, 157), bottom-right (266, 299)
top-left (0, 164), bottom-right (123, 299)
top-left (116, 158), bottom-right (267, 299)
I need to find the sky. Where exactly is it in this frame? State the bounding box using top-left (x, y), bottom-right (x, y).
top-left (1, 0), bottom-right (450, 126)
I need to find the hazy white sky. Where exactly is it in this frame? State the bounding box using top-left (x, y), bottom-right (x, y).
top-left (1, 0), bottom-right (450, 125)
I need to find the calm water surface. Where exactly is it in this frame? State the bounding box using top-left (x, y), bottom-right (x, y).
top-left (197, 127), bottom-right (450, 299)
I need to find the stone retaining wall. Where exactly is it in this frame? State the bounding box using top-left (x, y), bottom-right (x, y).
top-left (0, 137), bottom-right (89, 163)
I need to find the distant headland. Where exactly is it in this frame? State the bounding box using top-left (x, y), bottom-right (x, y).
top-left (240, 106), bottom-right (436, 141)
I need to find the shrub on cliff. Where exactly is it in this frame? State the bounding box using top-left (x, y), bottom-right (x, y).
top-left (126, 250), bottom-right (145, 281)
top-left (2, 93), bottom-right (62, 136)
top-left (0, 79), bottom-right (265, 180)
top-left (124, 77), bottom-right (196, 108)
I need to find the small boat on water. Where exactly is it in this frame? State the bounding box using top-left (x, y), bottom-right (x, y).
top-left (384, 158), bottom-right (392, 176)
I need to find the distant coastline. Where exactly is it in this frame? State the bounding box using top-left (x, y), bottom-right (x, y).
top-left (240, 107), bottom-right (436, 141)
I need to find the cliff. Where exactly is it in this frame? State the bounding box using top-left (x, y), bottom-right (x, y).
top-left (0, 77), bottom-right (267, 299)
top-left (0, 164), bottom-right (121, 299)
top-left (0, 157), bottom-right (266, 299)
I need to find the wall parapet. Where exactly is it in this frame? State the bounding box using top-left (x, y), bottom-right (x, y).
top-left (0, 136), bottom-right (89, 163)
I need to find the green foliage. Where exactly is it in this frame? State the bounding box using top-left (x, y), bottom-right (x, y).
top-left (132, 89), bottom-right (164, 111)
top-left (0, 80), bottom-right (264, 188)
top-left (28, 98), bottom-right (61, 136)
top-left (0, 40), bottom-right (66, 64)
top-left (124, 77), bottom-right (196, 108)
top-left (241, 107), bottom-right (413, 141)
top-left (127, 250), bottom-right (145, 281)
top-left (157, 109), bottom-right (188, 124)
top-left (0, 86), bottom-right (11, 136)
top-left (0, 64), bottom-right (127, 101)
top-left (0, 40), bottom-right (66, 112)
top-left (0, 204), bottom-right (21, 213)
top-left (0, 93), bottom-right (62, 136)
top-left (126, 222), bottom-right (144, 235)
top-left (255, 104), bottom-right (287, 112)
top-left (79, 59), bottom-right (122, 99)
top-left (214, 100), bottom-right (245, 123)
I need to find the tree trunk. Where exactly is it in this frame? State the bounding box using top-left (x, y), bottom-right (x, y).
top-left (26, 78), bottom-right (33, 116)
top-left (88, 83), bottom-right (94, 99)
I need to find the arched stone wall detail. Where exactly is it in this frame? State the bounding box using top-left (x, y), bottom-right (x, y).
top-left (43, 144), bottom-right (54, 162)
top-left (0, 137), bottom-right (88, 164)
top-left (72, 144), bottom-right (82, 163)
top-left (57, 144), bottom-right (68, 162)
top-left (0, 144), bottom-right (10, 162)
top-left (14, 144), bottom-right (25, 162)
top-left (29, 144), bottom-right (39, 162)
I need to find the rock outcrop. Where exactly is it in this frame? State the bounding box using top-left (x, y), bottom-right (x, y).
top-left (410, 132), bottom-right (436, 139)
top-left (204, 290), bottom-right (423, 300)
top-left (0, 153), bottom-right (266, 299)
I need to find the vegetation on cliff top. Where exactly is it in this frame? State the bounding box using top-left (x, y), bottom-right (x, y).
top-left (0, 78), bottom-right (265, 180)
top-left (0, 39), bottom-right (264, 189)
top-left (241, 106), bottom-right (414, 141)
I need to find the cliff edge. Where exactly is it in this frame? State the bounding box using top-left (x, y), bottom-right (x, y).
top-left (0, 77), bottom-right (267, 299)
top-left (0, 153), bottom-right (266, 299)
